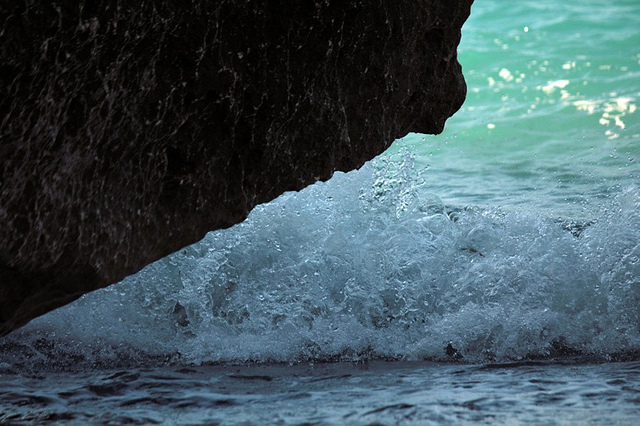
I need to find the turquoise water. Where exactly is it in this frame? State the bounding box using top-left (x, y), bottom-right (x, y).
top-left (401, 0), bottom-right (640, 216)
top-left (2, 1), bottom-right (639, 424)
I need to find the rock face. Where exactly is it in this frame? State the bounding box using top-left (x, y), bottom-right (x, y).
top-left (0, 0), bottom-right (473, 335)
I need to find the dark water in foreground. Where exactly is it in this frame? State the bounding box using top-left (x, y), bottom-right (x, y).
top-left (2, 361), bottom-right (639, 425)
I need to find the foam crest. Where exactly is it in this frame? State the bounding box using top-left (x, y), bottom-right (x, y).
top-left (2, 150), bottom-right (638, 369)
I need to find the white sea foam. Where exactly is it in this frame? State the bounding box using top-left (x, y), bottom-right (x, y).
top-left (3, 149), bottom-right (638, 368)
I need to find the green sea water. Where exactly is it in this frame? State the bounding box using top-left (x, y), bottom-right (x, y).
top-left (397, 0), bottom-right (640, 218)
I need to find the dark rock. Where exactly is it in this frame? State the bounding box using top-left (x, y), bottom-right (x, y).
top-left (445, 342), bottom-right (463, 359)
top-left (0, 0), bottom-right (473, 335)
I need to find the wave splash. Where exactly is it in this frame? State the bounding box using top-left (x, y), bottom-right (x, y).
top-left (2, 149), bottom-right (639, 369)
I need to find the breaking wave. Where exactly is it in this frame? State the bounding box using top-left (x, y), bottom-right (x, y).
top-left (2, 149), bottom-right (639, 370)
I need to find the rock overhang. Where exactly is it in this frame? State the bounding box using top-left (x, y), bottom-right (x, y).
top-left (0, 0), bottom-right (474, 335)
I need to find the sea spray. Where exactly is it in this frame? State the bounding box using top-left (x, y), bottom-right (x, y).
top-left (3, 149), bottom-right (638, 369)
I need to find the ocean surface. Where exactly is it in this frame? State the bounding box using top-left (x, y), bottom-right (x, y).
top-left (2, 0), bottom-right (639, 424)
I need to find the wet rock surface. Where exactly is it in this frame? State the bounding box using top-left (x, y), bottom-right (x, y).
top-left (0, 0), bottom-right (472, 335)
